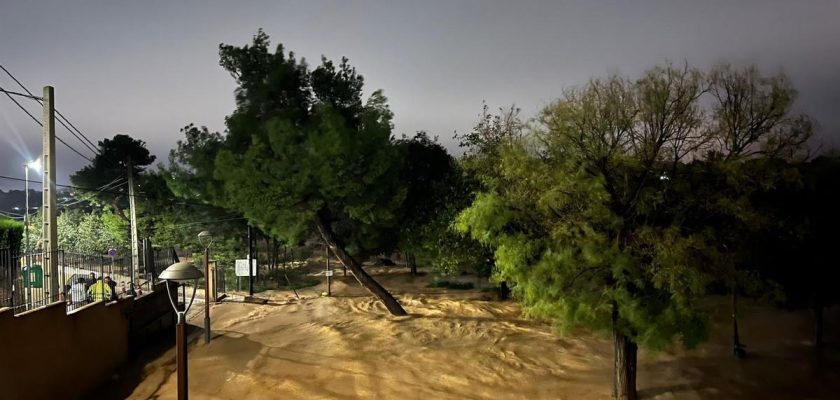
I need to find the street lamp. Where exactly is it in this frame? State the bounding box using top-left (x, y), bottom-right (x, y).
top-left (159, 261), bottom-right (204, 400)
top-left (197, 230), bottom-right (213, 344)
top-left (24, 158), bottom-right (40, 309)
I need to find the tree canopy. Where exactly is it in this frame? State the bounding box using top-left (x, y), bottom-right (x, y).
top-left (456, 63), bottom-right (812, 399)
top-left (70, 134), bottom-right (156, 221)
top-left (175, 30), bottom-right (408, 315)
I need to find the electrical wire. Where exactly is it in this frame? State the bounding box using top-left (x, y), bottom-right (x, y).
top-left (58, 177), bottom-right (126, 208)
top-left (0, 174), bottom-right (225, 209)
top-left (157, 216), bottom-right (246, 229)
top-left (0, 87), bottom-right (41, 100)
top-left (0, 63), bottom-right (101, 156)
top-left (0, 84), bottom-right (94, 162)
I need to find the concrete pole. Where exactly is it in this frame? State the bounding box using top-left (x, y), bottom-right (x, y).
top-left (127, 156), bottom-right (139, 296)
top-left (24, 166), bottom-right (31, 308)
top-left (41, 86), bottom-right (58, 302)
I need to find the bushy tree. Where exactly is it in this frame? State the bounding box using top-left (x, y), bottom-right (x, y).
top-left (752, 154), bottom-right (840, 348)
top-left (395, 132), bottom-right (492, 277)
top-left (57, 210), bottom-right (124, 254)
top-left (70, 134), bottom-right (156, 221)
top-left (456, 63), bottom-right (811, 399)
top-left (684, 64), bottom-right (813, 357)
top-left (0, 216), bottom-right (23, 251)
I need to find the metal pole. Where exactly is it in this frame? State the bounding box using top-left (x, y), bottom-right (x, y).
top-left (325, 244), bottom-right (331, 296)
top-left (254, 231), bottom-right (259, 282)
top-left (176, 312), bottom-right (188, 400)
top-left (203, 246), bottom-right (210, 343)
top-left (247, 225), bottom-right (254, 296)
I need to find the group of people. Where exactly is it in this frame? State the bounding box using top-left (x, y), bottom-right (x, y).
top-left (67, 272), bottom-right (139, 308)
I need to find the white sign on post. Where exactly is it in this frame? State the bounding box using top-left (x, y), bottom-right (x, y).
top-left (235, 259), bottom-right (257, 277)
top-left (325, 270), bottom-right (334, 277)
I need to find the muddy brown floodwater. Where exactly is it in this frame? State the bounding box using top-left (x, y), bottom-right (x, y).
top-left (123, 266), bottom-right (840, 399)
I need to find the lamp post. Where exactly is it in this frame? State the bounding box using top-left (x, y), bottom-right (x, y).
top-left (197, 230), bottom-right (213, 344)
top-left (24, 158), bottom-right (40, 308)
top-left (159, 261), bottom-right (204, 400)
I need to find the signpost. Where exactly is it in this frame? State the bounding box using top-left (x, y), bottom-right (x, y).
top-left (235, 259), bottom-right (257, 277)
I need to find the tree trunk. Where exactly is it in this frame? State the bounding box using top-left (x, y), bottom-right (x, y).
top-left (314, 216), bottom-right (407, 316)
top-left (499, 281), bottom-right (510, 300)
top-left (813, 294), bottom-right (824, 349)
top-left (732, 286), bottom-right (746, 358)
top-left (612, 305), bottom-right (638, 400)
top-left (263, 237), bottom-right (272, 273)
top-left (409, 253), bottom-right (417, 276)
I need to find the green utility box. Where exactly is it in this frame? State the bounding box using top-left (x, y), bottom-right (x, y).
top-left (21, 264), bottom-right (43, 289)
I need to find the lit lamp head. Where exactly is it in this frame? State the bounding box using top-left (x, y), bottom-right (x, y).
top-left (159, 261), bottom-right (204, 320)
top-left (197, 230), bottom-right (213, 248)
top-left (26, 158), bottom-right (41, 173)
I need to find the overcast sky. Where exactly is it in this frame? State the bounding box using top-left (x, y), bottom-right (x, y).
top-left (1, 0), bottom-right (838, 190)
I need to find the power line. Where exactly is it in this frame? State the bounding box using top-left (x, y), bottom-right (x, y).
top-left (55, 109), bottom-right (100, 154)
top-left (154, 216), bottom-right (246, 229)
top-left (0, 87), bottom-right (41, 100)
top-left (0, 84), bottom-right (94, 163)
top-left (0, 64), bottom-right (101, 157)
top-left (0, 174), bottom-right (224, 209)
top-left (58, 177), bottom-right (126, 208)
top-left (1, 84), bottom-right (42, 126)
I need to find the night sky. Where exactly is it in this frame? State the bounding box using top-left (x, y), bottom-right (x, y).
top-left (1, 0), bottom-right (838, 190)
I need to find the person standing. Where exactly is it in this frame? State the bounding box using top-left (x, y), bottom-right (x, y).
top-left (85, 272), bottom-right (97, 302)
top-left (103, 275), bottom-right (118, 301)
top-left (70, 277), bottom-right (87, 309)
top-left (87, 277), bottom-right (112, 302)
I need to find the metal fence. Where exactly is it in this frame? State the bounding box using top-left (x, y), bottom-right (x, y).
top-left (0, 247), bottom-right (179, 315)
top-left (0, 247), bottom-right (22, 311)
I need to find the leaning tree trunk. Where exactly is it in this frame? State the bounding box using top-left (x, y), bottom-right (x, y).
top-left (612, 305), bottom-right (638, 400)
top-left (314, 216), bottom-right (407, 316)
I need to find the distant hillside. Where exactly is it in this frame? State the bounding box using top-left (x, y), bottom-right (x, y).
top-left (0, 189), bottom-right (42, 216)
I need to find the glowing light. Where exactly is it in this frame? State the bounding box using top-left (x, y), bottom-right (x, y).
top-left (26, 158), bottom-right (41, 173)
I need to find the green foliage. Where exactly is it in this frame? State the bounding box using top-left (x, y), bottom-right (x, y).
top-left (19, 209), bottom-right (125, 254)
top-left (57, 210), bottom-right (125, 254)
top-left (70, 134), bottom-right (156, 220)
top-left (457, 62), bottom-right (810, 353)
top-left (21, 210), bottom-right (41, 253)
top-left (190, 30), bottom-right (406, 258)
top-left (138, 169), bottom-right (248, 271)
top-left (749, 155), bottom-right (840, 309)
top-left (395, 132), bottom-right (492, 276)
top-left (0, 216), bottom-right (23, 251)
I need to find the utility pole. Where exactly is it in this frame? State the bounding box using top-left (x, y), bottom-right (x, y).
top-left (127, 156), bottom-right (139, 296)
top-left (41, 86), bottom-right (58, 302)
